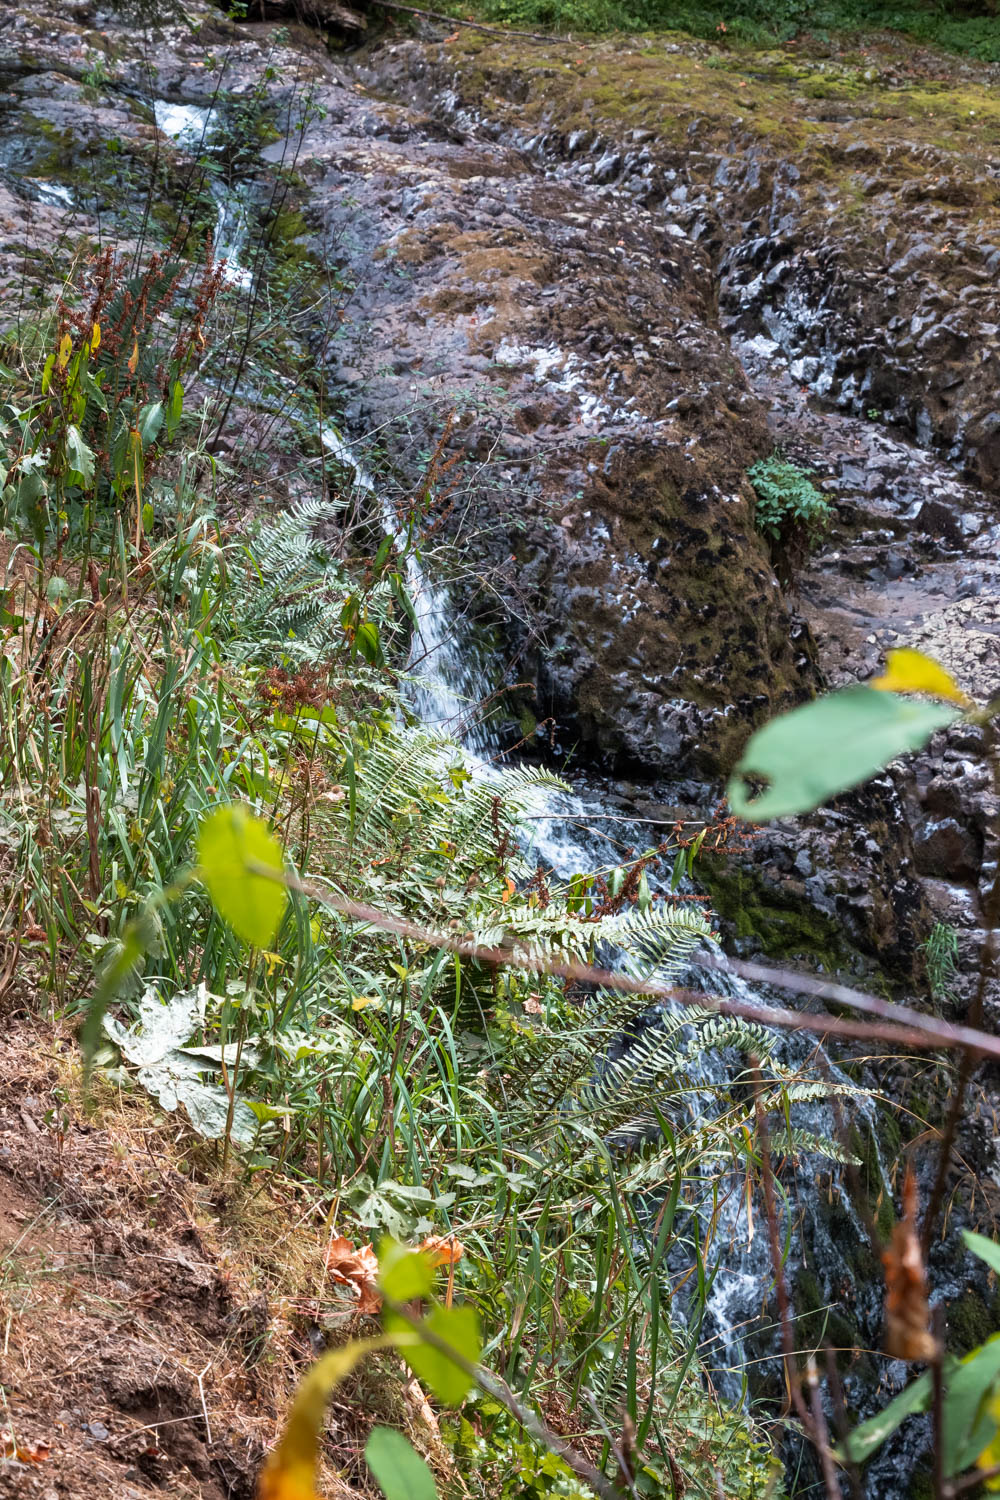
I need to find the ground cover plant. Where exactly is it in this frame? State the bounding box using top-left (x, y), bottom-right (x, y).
top-left (455, 0), bottom-right (1000, 59)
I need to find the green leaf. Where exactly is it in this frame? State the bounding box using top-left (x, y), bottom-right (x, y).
top-left (378, 1239), bottom-right (434, 1302)
top-left (372, 534), bottom-right (394, 574)
top-left (354, 620), bottom-right (383, 665)
top-left (840, 1335), bottom-right (1000, 1475)
top-left (197, 804), bottom-right (288, 948)
top-left (365, 1427), bottom-right (438, 1500)
top-left (385, 1304), bottom-right (480, 1406)
top-left (66, 424), bottom-right (95, 487)
top-left (964, 1231), bottom-right (1000, 1280)
top-left (81, 367), bottom-right (108, 414)
top-left (945, 1334), bottom-right (1000, 1474)
top-left (728, 685), bottom-right (959, 822)
top-left (138, 400), bottom-right (164, 450)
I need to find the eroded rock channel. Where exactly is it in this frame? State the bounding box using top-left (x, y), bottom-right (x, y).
top-left (3, 2), bottom-right (1000, 1493)
top-left (327, 28), bottom-right (1000, 992)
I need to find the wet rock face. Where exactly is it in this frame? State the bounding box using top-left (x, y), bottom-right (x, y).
top-left (1, 0), bottom-right (995, 982)
top-left (290, 82), bottom-right (815, 773)
top-left (718, 206), bottom-right (1000, 491)
top-left (345, 27), bottom-right (1000, 980)
top-left (374, 33), bottom-right (1000, 492)
top-left (706, 771), bottom-right (931, 979)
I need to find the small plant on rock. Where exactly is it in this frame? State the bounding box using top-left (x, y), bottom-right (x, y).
top-left (922, 920), bottom-right (960, 1002)
top-left (748, 449), bottom-right (830, 560)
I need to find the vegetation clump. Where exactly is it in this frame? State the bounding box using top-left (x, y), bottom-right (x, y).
top-left (461, 0), bottom-right (1000, 60)
top-left (748, 450), bottom-right (831, 551)
top-left (7, 7), bottom-right (1000, 1499)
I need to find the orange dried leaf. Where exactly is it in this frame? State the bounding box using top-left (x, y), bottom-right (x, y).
top-left (419, 1234), bottom-right (464, 1268)
top-left (326, 1235), bottom-right (381, 1313)
top-left (883, 1168), bottom-right (938, 1363)
top-left (127, 339), bottom-right (139, 374)
top-left (1, 1429), bottom-right (51, 1464)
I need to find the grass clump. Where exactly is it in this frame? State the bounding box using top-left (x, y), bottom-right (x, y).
top-left (0, 242), bottom-right (806, 1497)
top-left (462, 0), bottom-right (1000, 59)
top-left (921, 919), bottom-right (960, 1001)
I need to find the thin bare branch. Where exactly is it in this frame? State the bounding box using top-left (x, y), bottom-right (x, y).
top-left (263, 867), bottom-right (1000, 1063)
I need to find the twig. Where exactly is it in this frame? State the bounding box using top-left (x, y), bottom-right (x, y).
top-left (931, 1306), bottom-right (946, 1500)
top-left (751, 1063), bottom-right (813, 1439)
top-left (952, 1461), bottom-right (1000, 1493)
top-left (825, 1345), bottom-right (864, 1500)
top-left (197, 1362), bottom-right (213, 1446)
top-left (257, 865), bottom-right (1000, 1063)
top-left (805, 1357), bottom-right (841, 1500)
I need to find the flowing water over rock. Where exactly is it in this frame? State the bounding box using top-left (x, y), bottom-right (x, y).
top-left (4, 3), bottom-right (1000, 1491)
top-left (153, 99), bottom-right (254, 290)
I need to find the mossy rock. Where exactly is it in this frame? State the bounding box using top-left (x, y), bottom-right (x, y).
top-left (702, 857), bottom-right (849, 969)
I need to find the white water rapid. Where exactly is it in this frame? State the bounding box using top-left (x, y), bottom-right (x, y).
top-left (153, 101), bottom-right (254, 291)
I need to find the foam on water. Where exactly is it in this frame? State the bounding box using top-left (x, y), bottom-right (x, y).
top-left (153, 100), bottom-right (253, 291)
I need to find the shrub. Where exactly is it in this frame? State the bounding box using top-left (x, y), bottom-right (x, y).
top-left (748, 450), bottom-right (830, 546)
top-left (462, 0), bottom-right (1000, 58)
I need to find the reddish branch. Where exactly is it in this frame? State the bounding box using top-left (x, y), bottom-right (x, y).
top-left (266, 868), bottom-right (1000, 1061)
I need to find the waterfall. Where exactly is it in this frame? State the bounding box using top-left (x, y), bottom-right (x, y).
top-left (147, 102), bottom-right (937, 1485)
top-left (315, 426), bottom-right (902, 1444)
top-left (153, 101), bottom-right (254, 291)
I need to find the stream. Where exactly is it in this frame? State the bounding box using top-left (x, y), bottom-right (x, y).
top-left (320, 365), bottom-right (912, 1491)
top-left (152, 100), bottom-right (254, 291)
top-left (4, 2), bottom-right (1000, 1492)
top-left (152, 76), bottom-right (992, 1497)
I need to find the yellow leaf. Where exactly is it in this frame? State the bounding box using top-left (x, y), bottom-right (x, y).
top-left (257, 1338), bottom-right (390, 1500)
top-left (978, 1391), bottom-right (1000, 1490)
top-left (871, 648), bottom-right (970, 707)
top-left (91, 322), bottom-right (101, 353)
top-left (127, 339), bottom-right (139, 374)
top-left (351, 994), bottom-right (377, 1011)
top-left (57, 332), bottom-right (72, 371)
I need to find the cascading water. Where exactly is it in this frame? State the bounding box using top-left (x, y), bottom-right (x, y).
top-left (147, 87), bottom-right (975, 1492)
top-left (152, 101), bottom-right (254, 291)
top-left (320, 423), bottom-right (503, 753)
top-left (147, 126), bottom-right (942, 1478)
top-left (317, 423), bottom-right (911, 1483)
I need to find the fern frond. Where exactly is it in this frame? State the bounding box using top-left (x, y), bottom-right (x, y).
top-left (755, 1081), bottom-right (871, 1112)
top-left (602, 904), bottom-right (713, 977)
top-left (757, 1126), bottom-right (863, 1167)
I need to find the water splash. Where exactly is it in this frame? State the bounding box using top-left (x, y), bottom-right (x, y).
top-left (153, 100), bottom-right (254, 291)
top-left (320, 424), bottom-right (498, 751)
